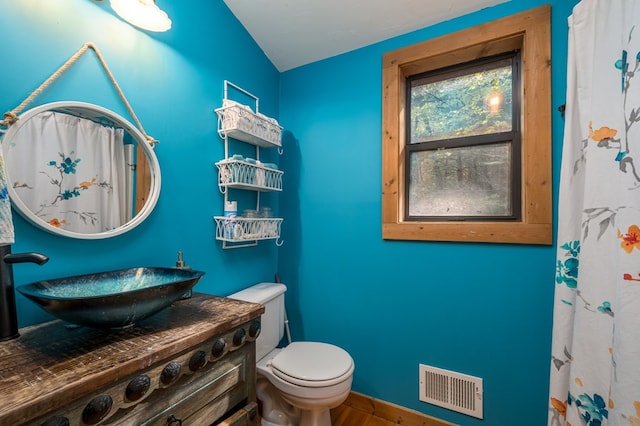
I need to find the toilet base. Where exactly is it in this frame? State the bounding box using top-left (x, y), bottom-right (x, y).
top-left (260, 407), bottom-right (331, 426)
top-left (299, 408), bottom-right (332, 426)
top-left (257, 375), bottom-right (338, 426)
top-left (261, 419), bottom-right (287, 426)
top-left (257, 378), bottom-right (299, 426)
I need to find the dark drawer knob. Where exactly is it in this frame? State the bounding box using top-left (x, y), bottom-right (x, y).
top-left (125, 374), bottom-right (151, 402)
top-left (188, 350), bottom-right (207, 372)
top-left (211, 338), bottom-right (227, 358)
top-left (166, 414), bottom-right (183, 425)
top-left (233, 328), bottom-right (246, 347)
top-left (41, 416), bottom-right (70, 426)
top-left (82, 394), bottom-right (113, 425)
top-left (160, 361), bottom-right (182, 386)
top-left (249, 320), bottom-right (261, 338)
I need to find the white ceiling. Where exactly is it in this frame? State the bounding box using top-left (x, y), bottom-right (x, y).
top-left (223, 0), bottom-right (509, 72)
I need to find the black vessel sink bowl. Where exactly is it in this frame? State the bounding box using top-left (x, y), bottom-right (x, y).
top-left (17, 267), bottom-right (205, 328)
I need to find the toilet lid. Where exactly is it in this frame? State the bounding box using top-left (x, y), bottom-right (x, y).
top-left (270, 342), bottom-right (354, 387)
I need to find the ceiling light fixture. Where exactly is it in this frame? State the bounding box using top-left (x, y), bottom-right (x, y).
top-left (110, 0), bottom-right (171, 32)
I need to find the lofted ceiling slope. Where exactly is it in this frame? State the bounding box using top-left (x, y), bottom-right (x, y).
top-left (223, 0), bottom-right (510, 71)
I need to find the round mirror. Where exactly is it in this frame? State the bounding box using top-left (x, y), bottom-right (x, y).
top-left (0, 101), bottom-right (161, 239)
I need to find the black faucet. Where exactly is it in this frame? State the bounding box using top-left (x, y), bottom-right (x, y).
top-left (0, 245), bottom-right (49, 341)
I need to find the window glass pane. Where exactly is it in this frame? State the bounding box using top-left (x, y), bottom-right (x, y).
top-left (408, 143), bottom-right (512, 217)
top-left (410, 60), bottom-right (513, 143)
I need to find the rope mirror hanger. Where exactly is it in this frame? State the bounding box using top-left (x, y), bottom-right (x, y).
top-left (0, 42), bottom-right (158, 147)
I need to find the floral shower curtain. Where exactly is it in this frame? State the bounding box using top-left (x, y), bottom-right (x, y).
top-left (548, 0), bottom-right (640, 425)
top-left (9, 110), bottom-right (128, 233)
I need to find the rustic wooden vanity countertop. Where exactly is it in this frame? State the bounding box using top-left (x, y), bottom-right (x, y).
top-left (0, 293), bottom-right (264, 424)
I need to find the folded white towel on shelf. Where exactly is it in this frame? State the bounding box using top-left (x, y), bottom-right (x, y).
top-left (0, 148), bottom-right (14, 246)
top-left (223, 99), bottom-right (253, 113)
top-left (256, 112), bottom-right (280, 126)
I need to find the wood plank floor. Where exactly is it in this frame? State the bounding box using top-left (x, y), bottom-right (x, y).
top-left (330, 392), bottom-right (456, 426)
top-left (331, 403), bottom-right (404, 425)
top-left (258, 391), bottom-right (455, 425)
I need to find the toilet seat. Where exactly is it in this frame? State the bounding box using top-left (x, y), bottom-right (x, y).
top-left (270, 342), bottom-right (354, 388)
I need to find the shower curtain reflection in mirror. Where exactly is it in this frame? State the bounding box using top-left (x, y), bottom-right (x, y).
top-left (9, 110), bottom-right (133, 233)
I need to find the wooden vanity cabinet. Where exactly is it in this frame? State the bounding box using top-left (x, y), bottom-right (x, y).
top-left (0, 293), bottom-right (264, 426)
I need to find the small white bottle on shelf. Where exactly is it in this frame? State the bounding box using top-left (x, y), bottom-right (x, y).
top-left (223, 201), bottom-right (242, 239)
top-left (255, 160), bottom-right (265, 187)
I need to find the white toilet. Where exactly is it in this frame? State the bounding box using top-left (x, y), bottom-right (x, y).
top-left (229, 283), bottom-right (354, 426)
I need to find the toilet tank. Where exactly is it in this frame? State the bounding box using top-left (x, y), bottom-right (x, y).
top-left (228, 282), bottom-right (286, 361)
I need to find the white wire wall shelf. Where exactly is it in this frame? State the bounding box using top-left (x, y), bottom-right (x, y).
top-left (215, 80), bottom-right (284, 249)
top-left (215, 159), bottom-right (283, 192)
top-left (213, 216), bottom-right (283, 248)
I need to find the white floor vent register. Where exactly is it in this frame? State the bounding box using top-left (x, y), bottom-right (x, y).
top-left (419, 364), bottom-right (483, 419)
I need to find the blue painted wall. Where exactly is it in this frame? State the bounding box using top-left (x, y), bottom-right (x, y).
top-left (1, 0), bottom-right (580, 424)
top-left (0, 1), bottom-right (281, 325)
top-left (277, 0), bottom-right (578, 425)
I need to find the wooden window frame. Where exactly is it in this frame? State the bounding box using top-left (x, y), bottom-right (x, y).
top-left (382, 5), bottom-right (552, 244)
